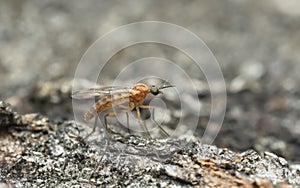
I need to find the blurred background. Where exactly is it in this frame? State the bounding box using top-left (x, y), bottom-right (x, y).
top-left (1, 0), bottom-right (300, 162)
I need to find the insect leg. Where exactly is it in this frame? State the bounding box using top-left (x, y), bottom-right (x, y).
top-left (151, 107), bottom-right (169, 137)
top-left (125, 112), bottom-right (130, 134)
top-left (116, 104), bottom-right (131, 134)
top-left (103, 113), bottom-right (111, 153)
top-left (92, 108), bottom-right (131, 168)
top-left (137, 106), bottom-right (163, 161)
top-left (102, 108), bottom-right (132, 152)
top-left (85, 114), bottom-right (98, 139)
top-left (136, 107), bottom-right (152, 139)
top-left (139, 105), bottom-right (170, 137)
top-left (142, 118), bottom-right (151, 139)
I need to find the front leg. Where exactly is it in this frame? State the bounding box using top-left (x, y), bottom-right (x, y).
top-left (139, 105), bottom-right (170, 137)
top-left (135, 107), bottom-right (152, 139)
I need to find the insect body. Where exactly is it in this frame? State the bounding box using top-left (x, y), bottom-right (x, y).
top-left (72, 83), bottom-right (173, 138)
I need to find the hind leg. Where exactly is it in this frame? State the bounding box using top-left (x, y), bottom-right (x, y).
top-left (102, 109), bottom-right (132, 149)
top-left (85, 115), bottom-right (98, 139)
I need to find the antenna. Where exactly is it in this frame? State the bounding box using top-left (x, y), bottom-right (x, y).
top-left (158, 79), bottom-right (174, 90)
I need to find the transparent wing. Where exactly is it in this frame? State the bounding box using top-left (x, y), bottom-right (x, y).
top-left (72, 86), bottom-right (131, 99)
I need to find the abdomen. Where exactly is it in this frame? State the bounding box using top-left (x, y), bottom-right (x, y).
top-left (84, 93), bottom-right (130, 121)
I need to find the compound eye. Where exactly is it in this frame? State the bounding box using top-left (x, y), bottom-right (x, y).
top-left (150, 85), bottom-right (159, 95)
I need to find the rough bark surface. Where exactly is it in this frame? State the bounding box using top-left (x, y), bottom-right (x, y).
top-left (0, 101), bottom-right (299, 187)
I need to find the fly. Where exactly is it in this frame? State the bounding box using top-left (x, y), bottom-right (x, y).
top-left (72, 82), bottom-right (173, 139)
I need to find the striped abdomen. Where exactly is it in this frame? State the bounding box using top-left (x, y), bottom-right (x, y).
top-left (84, 83), bottom-right (151, 121)
top-left (84, 92), bottom-right (131, 121)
